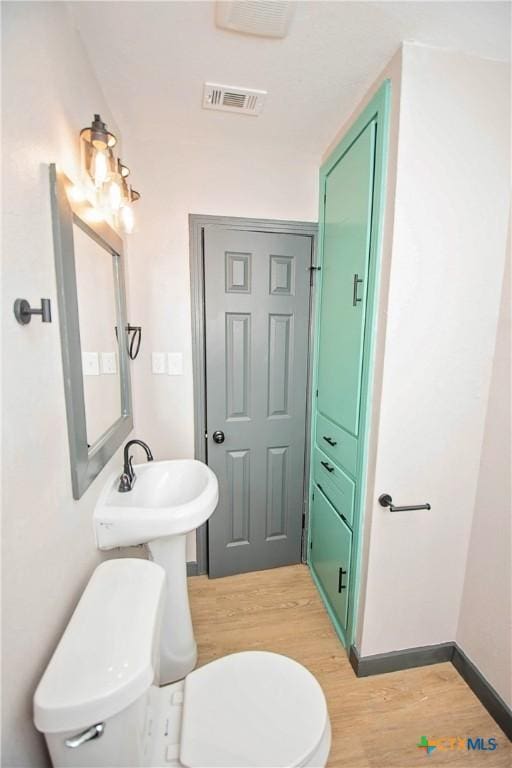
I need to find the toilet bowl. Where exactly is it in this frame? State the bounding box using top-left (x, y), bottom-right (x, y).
top-left (34, 559), bottom-right (331, 768)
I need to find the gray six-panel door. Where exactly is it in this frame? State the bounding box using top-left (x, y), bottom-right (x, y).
top-left (204, 228), bottom-right (311, 578)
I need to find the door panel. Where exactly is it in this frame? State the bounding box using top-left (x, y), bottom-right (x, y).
top-left (317, 121), bottom-right (376, 437)
top-left (226, 449), bottom-right (250, 545)
top-left (310, 485), bottom-right (352, 629)
top-left (204, 228), bottom-right (311, 578)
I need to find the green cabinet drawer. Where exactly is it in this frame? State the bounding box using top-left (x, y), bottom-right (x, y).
top-left (313, 447), bottom-right (355, 527)
top-left (316, 412), bottom-right (357, 477)
top-left (310, 484), bottom-right (352, 630)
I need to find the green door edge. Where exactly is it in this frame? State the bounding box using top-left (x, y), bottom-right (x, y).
top-left (307, 80), bottom-right (391, 650)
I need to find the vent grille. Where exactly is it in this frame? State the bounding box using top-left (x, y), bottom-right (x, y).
top-left (203, 83), bottom-right (267, 116)
top-left (223, 91), bottom-right (247, 108)
top-left (216, 1), bottom-right (294, 38)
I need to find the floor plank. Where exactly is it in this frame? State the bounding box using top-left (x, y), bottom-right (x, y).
top-left (188, 564), bottom-right (510, 767)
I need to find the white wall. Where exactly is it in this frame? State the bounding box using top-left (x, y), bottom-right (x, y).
top-left (456, 244), bottom-right (511, 707)
top-left (1, 4), bottom-right (134, 765)
top-left (125, 136), bottom-right (319, 561)
top-left (1, 4), bottom-right (319, 763)
top-left (356, 44), bottom-right (510, 656)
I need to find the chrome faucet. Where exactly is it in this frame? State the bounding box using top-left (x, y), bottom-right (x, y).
top-left (118, 439), bottom-right (154, 492)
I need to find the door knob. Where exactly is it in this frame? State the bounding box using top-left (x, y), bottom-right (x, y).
top-left (212, 430), bottom-right (225, 444)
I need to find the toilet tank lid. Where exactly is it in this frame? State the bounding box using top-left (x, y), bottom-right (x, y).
top-left (33, 559), bottom-right (165, 733)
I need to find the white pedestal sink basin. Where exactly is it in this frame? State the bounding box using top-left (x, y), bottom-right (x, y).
top-left (94, 459), bottom-right (218, 685)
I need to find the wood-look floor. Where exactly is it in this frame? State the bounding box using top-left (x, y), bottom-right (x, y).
top-left (188, 564), bottom-right (510, 767)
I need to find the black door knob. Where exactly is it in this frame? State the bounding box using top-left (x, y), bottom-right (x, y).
top-left (212, 430), bottom-right (225, 444)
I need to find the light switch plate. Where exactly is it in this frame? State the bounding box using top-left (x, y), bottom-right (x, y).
top-left (167, 352), bottom-right (183, 376)
top-left (101, 352), bottom-right (117, 374)
top-left (152, 352), bottom-right (166, 374)
top-left (82, 352), bottom-right (100, 376)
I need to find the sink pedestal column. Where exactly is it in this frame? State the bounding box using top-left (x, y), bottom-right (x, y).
top-left (146, 534), bottom-right (197, 685)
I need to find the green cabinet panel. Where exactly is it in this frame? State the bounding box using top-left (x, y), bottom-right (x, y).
top-left (308, 81), bottom-right (390, 649)
top-left (310, 485), bottom-right (352, 629)
top-left (315, 412), bottom-right (358, 478)
top-left (313, 447), bottom-right (355, 527)
top-left (317, 120), bottom-right (376, 438)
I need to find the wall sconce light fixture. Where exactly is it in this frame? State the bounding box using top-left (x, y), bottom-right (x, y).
top-left (80, 114), bottom-right (140, 233)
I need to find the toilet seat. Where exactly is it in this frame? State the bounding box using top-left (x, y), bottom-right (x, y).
top-left (179, 651), bottom-right (329, 768)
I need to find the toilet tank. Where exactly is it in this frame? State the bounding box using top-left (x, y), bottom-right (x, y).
top-left (33, 559), bottom-right (165, 768)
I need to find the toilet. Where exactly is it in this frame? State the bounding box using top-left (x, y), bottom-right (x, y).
top-left (34, 559), bottom-right (331, 767)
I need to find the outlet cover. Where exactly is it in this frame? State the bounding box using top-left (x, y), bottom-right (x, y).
top-left (152, 352), bottom-right (166, 374)
top-left (101, 352), bottom-right (117, 374)
top-left (82, 352), bottom-right (99, 376)
top-left (167, 353), bottom-right (183, 376)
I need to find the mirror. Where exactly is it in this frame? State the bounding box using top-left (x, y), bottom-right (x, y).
top-left (74, 223), bottom-right (122, 446)
top-left (50, 165), bottom-right (133, 499)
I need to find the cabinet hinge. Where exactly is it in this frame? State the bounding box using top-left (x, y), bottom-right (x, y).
top-left (301, 512), bottom-right (305, 529)
top-left (315, 389), bottom-right (319, 398)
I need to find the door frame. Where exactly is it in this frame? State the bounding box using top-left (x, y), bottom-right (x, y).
top-left (189, 214), bottom-right (318, 576)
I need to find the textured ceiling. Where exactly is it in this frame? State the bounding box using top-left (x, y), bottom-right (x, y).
top-left (70, 1), bottom-right (510, 157)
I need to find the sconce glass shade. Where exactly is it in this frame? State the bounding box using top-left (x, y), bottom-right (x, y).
top-left (119, 185), bottom-right (141, 234)
top-left (91, 148), bottom-right (109, 188)
top-left (104, 150), bottom-right (123, 211)
top-left (120, 203), bottom-right (135, 234)
top-left (108, 176), bottom-right (123, 211)
top-left (81, 116), bottom-right (117, 189)
top-left (118, 160), bottom-right (130, 178)
top-left (80, 114), bottom-right (117, 150)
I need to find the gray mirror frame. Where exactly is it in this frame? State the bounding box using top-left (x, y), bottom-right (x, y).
top-left (49, 164), bottom-right (133, 499)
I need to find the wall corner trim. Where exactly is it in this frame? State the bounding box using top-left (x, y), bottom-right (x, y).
top-left (452, 645), bottom-right (512, 741)
top-left (349, 643), bottom-right (512, 741)
top-left (349, 642), bottom-right (455, 677)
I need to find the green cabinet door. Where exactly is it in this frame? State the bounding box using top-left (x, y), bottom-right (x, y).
top-left (317, 121), bottom-right (376, 437)
top-left (310, 485), bottom-right (352, 630)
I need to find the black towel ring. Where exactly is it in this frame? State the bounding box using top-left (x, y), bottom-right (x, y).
top-left (115, 323), bottom-right (142, 360)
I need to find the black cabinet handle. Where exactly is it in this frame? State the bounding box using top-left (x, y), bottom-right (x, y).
top-left (322, 436), bottom-right (337, 447)
top-left (338, 567), bottom-right (347, 592)
top-left (352, 273), bottom-right (363, 306)
top-left (321, 460), bottom-right (335, 473)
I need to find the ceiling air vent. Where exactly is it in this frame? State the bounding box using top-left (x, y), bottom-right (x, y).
top-left (203, 83), bottom-right (267, 116)
top-left (215, 1), bottom-right (294, 39)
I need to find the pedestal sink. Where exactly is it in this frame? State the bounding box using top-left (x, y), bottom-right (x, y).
top-left (94, 459), bottom-right (218, 685)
